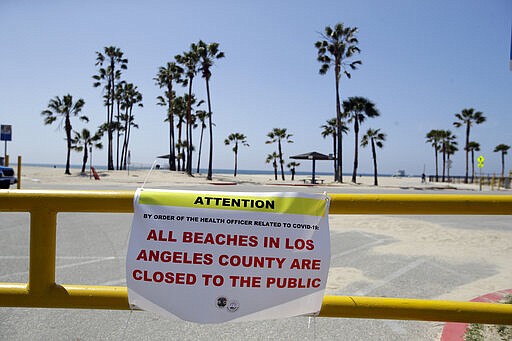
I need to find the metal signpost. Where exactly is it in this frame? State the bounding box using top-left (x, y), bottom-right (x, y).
top-left (1, 125), bottom-right (12, 164)
top-left (477, 155), bottom-right (484, 191)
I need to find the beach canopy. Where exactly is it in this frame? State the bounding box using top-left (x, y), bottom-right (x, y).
top-left (290, 151), bottom-right (333, 184)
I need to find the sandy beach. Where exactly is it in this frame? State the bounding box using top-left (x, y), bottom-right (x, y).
top-left (15, 165), bottom-right (489, 191)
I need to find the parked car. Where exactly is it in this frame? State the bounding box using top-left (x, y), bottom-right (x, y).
top-left (0, 165), bottom-right (17, 189)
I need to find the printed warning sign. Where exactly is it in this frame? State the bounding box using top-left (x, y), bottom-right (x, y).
top-left (126, 189), bottom-right (330, 323)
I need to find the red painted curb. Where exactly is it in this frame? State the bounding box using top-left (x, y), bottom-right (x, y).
top-left (440, 289), bottom-right (512, 341)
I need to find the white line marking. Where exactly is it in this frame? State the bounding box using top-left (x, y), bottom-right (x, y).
top-left (99, 278), bottom-right (126, 286)
top-left (56, 257), bottom-right (116, 270)
top-left (0, 257), bottom-right (116, 280)
top-left (354, 258), bottom-right (428, 296)
top-left (331, 238), bottom-right (393, 260)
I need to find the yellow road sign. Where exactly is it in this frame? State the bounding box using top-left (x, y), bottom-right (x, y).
top-left (477, 155), bottom-right (484, 168)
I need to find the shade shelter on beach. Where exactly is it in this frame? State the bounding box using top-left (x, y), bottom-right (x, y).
top-left (290, 151), bottom-right (333, 184)
top-left (156, 154), bottom-right (175, 170)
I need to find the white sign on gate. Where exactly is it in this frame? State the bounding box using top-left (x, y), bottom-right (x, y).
top-left (126, 189), bottom-right (330, 323)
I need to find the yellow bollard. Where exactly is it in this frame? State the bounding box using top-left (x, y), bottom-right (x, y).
top-left (17, 156), bottom-right (21, 189)
top-left (4, 155), bottom-right (8, 167)
top-left (491, 174), bottom-right (495, 191)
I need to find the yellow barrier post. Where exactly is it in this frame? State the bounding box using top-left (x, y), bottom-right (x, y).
top-left (17, 155), bottom-right (21, 189)
top-left (28, 208), bottom-right (57, 296)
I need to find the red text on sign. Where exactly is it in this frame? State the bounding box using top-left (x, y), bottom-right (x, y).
top-left (218, 254), bottom-right (286, 268)
top-left (182, 231), bottom-right (258, 247)
top-left (266, 277), bottom-right (321, 289)
top-left (289, 258), bottom-right (321, 270)
top-left (229, 275), bottom-right (262, 287)
top-left (285, 238), bottom-right (314, 250)
top-left (132, 270), bottom-right (197, 285)
top-left (136, 249), bottom-right (213, 265)
top-left (146, 229), bottom-right (177, 242)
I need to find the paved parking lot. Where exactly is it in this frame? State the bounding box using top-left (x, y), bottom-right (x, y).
top-left (1, 183), bottom-right (510, 340)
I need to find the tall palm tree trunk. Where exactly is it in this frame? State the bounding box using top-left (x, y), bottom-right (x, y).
top-left (116, 101), bottom-right (121, 170)
top-left (186, 79), bottom-right (193, 176)
top-left (196, 124), bottom-right (205, 173)
top-left (120, 108), bottom-right (129, 169)
top-left (206, 78), bottom-right (214, 180)
top-left (177, 125), bottom-right (183, 171)
top-left (233, 144), bottom-right (238, 177)
top-left (335, 65), bottom-right (342, 183)
top-left (65, 115), bottom-right (72, 175)
top-left (442, 149), bottom-right (446, 182)
top-left (168, 85), bottom-right (176, 171)
top-left (107, 68), bottom-right (115, 171)
top-left (123, 121), bottom-right (132, 171)
top-left (278, 140), bottom-right (285, 180)
top-left (434, 148), bottom-right (439, 182)
top-left (352, 118), bottom-right (359, 183)
top-left (81, 143), bottom-right (89, 173)
top-left (501, 152), bottom-right (505, 178)
top-left (371, 138), bottom-right (378, 186)
top-left (169, 120), bottom-right (175, 170)
top-left (332, 134), bottom-right (337, 178)
top-left (471, 150), bottom-right (475, 183)
top-left (464, 123), bottom-right (470, 183)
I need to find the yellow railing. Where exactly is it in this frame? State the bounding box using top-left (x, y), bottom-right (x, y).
top-left (1, 190), bottom-right (511, 325)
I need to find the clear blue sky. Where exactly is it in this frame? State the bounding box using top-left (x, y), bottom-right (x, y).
top-left (1, 0), bottom-right (511, 176)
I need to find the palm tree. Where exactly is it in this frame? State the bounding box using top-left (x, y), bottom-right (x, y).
top-left (114, 81), bottom-right (126, 170)
top-left (197, 40), bottom-right (225, 181)
top-left (361, 128), bottom-right (386, 186)
top-left (175, 140), bottom-right (186, 172)
top-left (321, 117), bottom-right (349, 180)
top-left (172, 94), bottom-right (201, 172)
top-left (266, 152), bottom-right (279, 180)
top-left (175, 44), bottom-right (200, 175)
top-left (445, 140), bottom-right (458, 180)
top-left (224, 133), bottom-right (248, 176)
top-left (173, 96), bottom-right (187, 171)
top-left (119, 83), bottom-right (143, 170)
top-left (439, 130), bottom-right (457, 182)
top-left (155, 62), bottom-right (185, 171)
top-left (71, 128), bottom-right (103, 174)
top-left (315, 23), bottom-right (361, 182)
top-left (467, 141), bottom-right (480, 182)
top-left (453, 108), bottom-right (486, 183)
top-left (41, 94), bottom-right (88, 175)
top-left (425, 129), bottom-right (443, 182)
top-left (493, 144), bottom-right (510, 178)
top-left (265, 128), bottom-right (293, 181)
top-left (195, 110), bottom-right (209, 173)
top-left (343, 96), bottom-right (380, 183)
top-left (92, 46), bottom-right (128, 170)
top-left (287, 162), bottom-right (300, 181)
